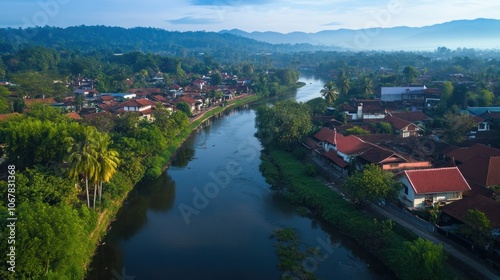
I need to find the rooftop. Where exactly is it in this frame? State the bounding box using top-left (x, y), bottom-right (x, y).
top-left (399, 167), bottom-right (471, 194)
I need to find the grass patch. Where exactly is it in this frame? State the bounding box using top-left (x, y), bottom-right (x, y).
top-left (260, 148), bottom-right (462, 280)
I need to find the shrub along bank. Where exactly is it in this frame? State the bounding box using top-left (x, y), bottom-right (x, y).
top-left (260, 148), bottom-right (454, 280)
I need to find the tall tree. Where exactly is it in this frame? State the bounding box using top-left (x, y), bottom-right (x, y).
top-left (337, 70), bottom-right (351, 96)
top-left (255, 100), bottom-right (311, 150)
top-left (93, 132), bottom-right (120, 207)
top-left (403, 66), bottom-right (419, 84)
top-left (66, 126), bottom-right (99, 208)
top-left (443, 113), bottom-right (477, 144)
top-left (343, 164), bottom-right (402, 203)
top-left (401, 237), bottom-right (446, 280)
top-left (459, 209), bottom-right (493, 250)
top-left (320, 81), bottom-right (338, 105)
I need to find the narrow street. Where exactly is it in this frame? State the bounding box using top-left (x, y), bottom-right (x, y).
top-left (309, 155), bottom-right (500, 280)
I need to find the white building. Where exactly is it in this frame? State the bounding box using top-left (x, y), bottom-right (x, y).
top-left (381, 86), bottom-right (427, 101)
top-left (396, 167), bottom-right (471, 208)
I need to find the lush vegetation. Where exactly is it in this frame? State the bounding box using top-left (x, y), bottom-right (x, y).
top-left (0, 100), bottom-right (192, 278)
top-left (343, 164), bottom-right (402, 204)
top-left (258, 148), bottom-right (449, 280)
top-left (255, 100), bottom-right (312, 150)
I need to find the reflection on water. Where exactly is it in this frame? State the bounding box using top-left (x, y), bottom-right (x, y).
top-left (87, 74), bottom-right (396, 280)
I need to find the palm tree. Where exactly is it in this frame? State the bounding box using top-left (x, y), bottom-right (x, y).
top-left (320, 81), bottom-right (338, 105)
top-left (337, 70), bottom-right (351, 96)
top-left (93, 132), bottom-right (120, 206)
top-left (66, 126), bottom-right (99, 208)
top-left (360, 77), bottom-right (374, 95)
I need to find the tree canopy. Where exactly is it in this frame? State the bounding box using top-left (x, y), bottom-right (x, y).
top-left (256, 100), bottom-right (312, 150)
top-left (343, 164), bottom-right (402, 203)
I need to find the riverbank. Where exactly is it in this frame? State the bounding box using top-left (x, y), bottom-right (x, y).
top-left (83, 93), bottom-right (261, 278)
top-left (259, 147), bottom-right (464, 280)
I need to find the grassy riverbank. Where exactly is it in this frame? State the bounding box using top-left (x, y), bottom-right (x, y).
top-left (260, 147), bottom-right (462, 280)
top-left (83, 93), bottom-right (261, 277)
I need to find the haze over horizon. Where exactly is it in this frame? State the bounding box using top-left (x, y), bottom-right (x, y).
top-left (2, 0), bottom-right (500, 33)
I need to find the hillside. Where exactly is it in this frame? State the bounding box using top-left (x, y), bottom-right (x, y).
top-left (0, 26), bottom-right (339, 61)
top-left (220, 18), bottom-right (500, 51)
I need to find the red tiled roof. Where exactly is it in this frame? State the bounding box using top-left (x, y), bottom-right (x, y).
top-left (152, 95), bottom-right (167, 102)
top-left (457, 156), bottom-right (500, 187)
top-left (313, 127), bottom-right (335, 142)
top-left (441, 195), bottom-right (500, 228)
top-left (447, 143), bottom-right (500, 163)
top-left (358, 145), bottom-right (402, 164)
top-left (24, 97), bottom-right (57, 106)
top-left (471, 115), bottom-right (488, 125)
top-left (322, 150), bottom-right (349, 168)
top-left (66, 112), bottom-right (80, 120)
top-left (336, 134), bottom-right (371, 155)
top-left (384, 115), bottom-right (415, 130)
top-left (178, 95), bottom-right (197, 105)
top-left (400, 167), bottom-right (471, 194)
top-left (169, 84), bottom-right (182, 90)
top-left (355, 99), bottom-right (397, 113)
top-left (139, 108), bottom-right (154, 116)
top-left (100, 95), bottom-right (114, 101)
top-left (302, 137), bottom-right (319, 149)
top-left (118, 98), bottom-right (156, 108)
top-left (481, 111), bottom-right (500, 120)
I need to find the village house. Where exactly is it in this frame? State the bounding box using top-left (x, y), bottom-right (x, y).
top-left (116, 98), bottom-right (156, 120)
top-left (384, 115), bottom-right (422, 138)
top-left (396, 167), bottom-right (471, 208)
top-left (381, 86), bottom-right (427, 102)
top-left (440, 194), bottom-right (500, 240)
top-left (341, 99), bottom-right (397, 121)
top-left (446, 144), bottom-right (500, 195)
top-left (312, 127), bottom-right (431, 174)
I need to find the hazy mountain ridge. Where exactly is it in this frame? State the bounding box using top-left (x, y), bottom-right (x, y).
top-left (220, 18), bottom-right (500, 50)
top-left (0, 25), bottom-right (340, 61)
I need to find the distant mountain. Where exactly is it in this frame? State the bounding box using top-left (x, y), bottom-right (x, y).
top-left (220, 18), bottom-right (500, 50)
top-left (0, 26), bottom-right (340, 61)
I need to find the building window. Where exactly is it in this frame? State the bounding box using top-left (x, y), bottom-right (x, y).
top-left (404, 185), bottom-right (408, 195)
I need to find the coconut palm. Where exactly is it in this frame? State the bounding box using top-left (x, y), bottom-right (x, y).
top-left (337, 70), bottom-right (351, 96)
top-left (320, 81), bottom-right (338, 105)
top-left (66, 126), bottom-right (99, 208)
top-left (360, 77), bottom-right (374, 95)
top-left (93, 132), bottom-right (120, 206)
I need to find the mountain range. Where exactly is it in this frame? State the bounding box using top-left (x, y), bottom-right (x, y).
top-left (220, 18), bottom-right (500, 51)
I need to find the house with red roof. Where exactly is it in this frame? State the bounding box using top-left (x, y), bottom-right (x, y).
top-left (116, 98), bottom-right (157, 120)
top-left (396, 167), bottom-right (471, 208)
top-left (446, 144), bottom-right (500, 195)
top-left (313, 127), bottom-right (430, 172)
top-left (384, 115), bottom-right (422, 138)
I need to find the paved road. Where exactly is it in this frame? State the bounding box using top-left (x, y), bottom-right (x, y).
top-left (309, 155), bottom-right (500, 280)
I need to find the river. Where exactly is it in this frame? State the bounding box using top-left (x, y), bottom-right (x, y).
top-left (87, 72), bottom-right (397, 280)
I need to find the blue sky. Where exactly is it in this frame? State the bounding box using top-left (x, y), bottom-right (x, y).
top-left (1, 0), bottom-right (499, 33)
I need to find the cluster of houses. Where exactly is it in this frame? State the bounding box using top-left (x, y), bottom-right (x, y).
top-left (303, 86), bottom-right (500, 240)
top-left (0, 73), bottom-right (253, 121)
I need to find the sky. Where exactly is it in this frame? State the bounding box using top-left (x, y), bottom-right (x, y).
top-left (1, 0), bottom-right (500, 33)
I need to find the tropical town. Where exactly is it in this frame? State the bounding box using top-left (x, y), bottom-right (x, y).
top-left (0, 24), bottom-right (500, 280)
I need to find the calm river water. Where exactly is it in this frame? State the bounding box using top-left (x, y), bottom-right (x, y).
top-left (87, 72), bottom-right (397, 280)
